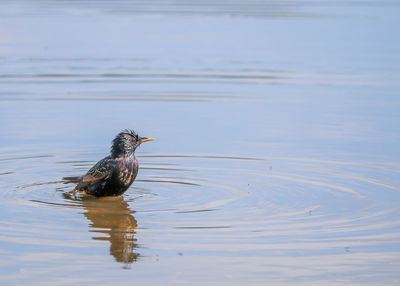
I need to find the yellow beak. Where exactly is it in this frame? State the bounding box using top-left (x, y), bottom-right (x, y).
top-left (140, 137), bottom-right (155, 143)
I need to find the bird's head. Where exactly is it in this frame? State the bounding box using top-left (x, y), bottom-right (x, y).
top-left (111, 129), bottom-right (154, 158)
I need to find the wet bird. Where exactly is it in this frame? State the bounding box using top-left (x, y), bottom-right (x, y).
top-left (63, 130), bottom-right (154, 197)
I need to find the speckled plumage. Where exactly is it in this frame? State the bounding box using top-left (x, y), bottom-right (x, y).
top-left (64, 130), bottom-right (153, 197)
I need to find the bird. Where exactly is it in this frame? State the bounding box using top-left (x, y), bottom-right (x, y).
top-left (63, 130), bottom-right (154, 197)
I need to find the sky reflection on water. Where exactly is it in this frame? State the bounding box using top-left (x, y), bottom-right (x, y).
top-left (0, 1), bottom-right (400, 285)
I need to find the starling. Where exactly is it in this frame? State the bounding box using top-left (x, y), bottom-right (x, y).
top-left (63, 130), bottom-right (154, 197)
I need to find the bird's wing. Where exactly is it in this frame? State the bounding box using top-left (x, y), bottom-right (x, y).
top-left (75, 157), bottom-right (114, 189)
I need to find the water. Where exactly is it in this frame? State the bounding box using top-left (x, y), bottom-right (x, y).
top-left (1, 1), bottom-right (400, 285)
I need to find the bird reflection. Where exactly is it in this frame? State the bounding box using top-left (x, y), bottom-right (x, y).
top-left (63, 193), bottom-right (139, 264)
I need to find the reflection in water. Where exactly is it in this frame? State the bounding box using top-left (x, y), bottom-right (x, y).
top-left (1, 0), bottom-right (399, 283)
top-left (63, 193), bottom-right (139, 264)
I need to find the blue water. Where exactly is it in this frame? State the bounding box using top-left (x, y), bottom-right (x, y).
top-left (1, 1), bottom-right (400, 285)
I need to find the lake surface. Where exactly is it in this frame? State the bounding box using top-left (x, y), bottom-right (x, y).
top-left (1, 1), bottom-right (400, 285)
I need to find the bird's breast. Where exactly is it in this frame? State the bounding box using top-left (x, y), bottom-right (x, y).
top-left (117, 156), bottom-right (138, 187)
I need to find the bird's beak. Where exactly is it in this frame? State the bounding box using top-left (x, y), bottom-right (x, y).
top-left (139, 137), bottom-right (155, 143)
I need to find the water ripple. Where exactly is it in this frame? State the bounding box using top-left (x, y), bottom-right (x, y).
top-left (0, 150), bottom-right (399, 274)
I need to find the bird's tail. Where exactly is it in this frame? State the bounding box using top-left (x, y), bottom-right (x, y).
top-left (62, 176), bottom-right (81, 183)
